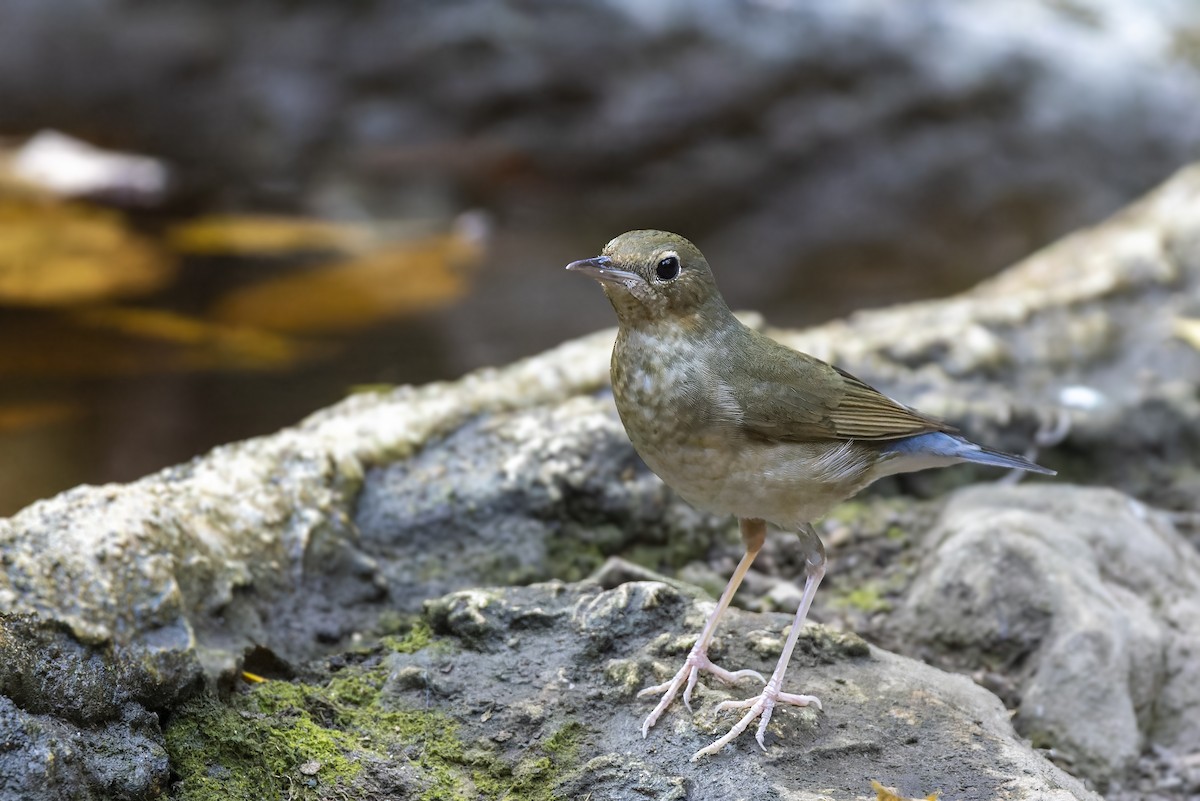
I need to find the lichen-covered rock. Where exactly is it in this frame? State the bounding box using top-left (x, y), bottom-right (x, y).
top-left (891, 484), bottom-right (1200, 789)
top-left (167, 580), bottom-right (1099, 801)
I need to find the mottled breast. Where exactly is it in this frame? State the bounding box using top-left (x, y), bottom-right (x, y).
top-left (610, 326), bottom-right (877, 527)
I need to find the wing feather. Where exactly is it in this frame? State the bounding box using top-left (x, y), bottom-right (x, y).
top-left (719, 333), bottom-right (953, 443)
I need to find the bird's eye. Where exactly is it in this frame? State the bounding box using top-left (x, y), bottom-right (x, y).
top-left (655, 255), bottom-right (680, 281)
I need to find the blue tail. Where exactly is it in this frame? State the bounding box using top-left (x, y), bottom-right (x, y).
top-left (878, 431), bottom-right (1056, 476)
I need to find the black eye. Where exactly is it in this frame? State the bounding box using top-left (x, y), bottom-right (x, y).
top-left (655, 255), bottom-right (680, 281)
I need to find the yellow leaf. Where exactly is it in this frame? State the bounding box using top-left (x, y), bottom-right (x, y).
top-left (0, 198), bottom-right (173, 305)
top-left (208, 229), bottom-right (482, 333)
top-left (871, 779), bottom-right (940, 801)
top-left (167, 214), bottom-right (373, 256)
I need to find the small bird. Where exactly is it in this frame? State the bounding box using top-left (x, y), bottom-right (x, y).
top-left (567, 230), bottom-right (1054, 760)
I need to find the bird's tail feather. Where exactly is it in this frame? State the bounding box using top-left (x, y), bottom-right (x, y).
top-left (880, 431), bottom-right (1056, 475)
top-left (965, 443), bottom-right (1056, 475)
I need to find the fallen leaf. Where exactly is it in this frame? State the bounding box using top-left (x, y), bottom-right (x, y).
top-left (871, 779), bottom-right (940, 801)
top-left (209, 228), bottom-right (482, 333)
top-left (0, 198), bottom-right (173, 305)
top-left (167, 214), bottom-right (372, 256)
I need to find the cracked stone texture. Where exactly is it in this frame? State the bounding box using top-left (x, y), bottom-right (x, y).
top-left (891, 484), bottom-right (1200, 791)
top-left (0, 162), bottom-right (1198, 797)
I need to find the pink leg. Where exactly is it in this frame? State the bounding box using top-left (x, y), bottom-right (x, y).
top-left (639, 518), bottom-right (767, 737)
top-left (692, 523), bottom-right (826, 760)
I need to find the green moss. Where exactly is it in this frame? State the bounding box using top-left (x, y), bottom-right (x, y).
top-left (381, 619), bottom-right (434, 654)
top-left (829, 582), bottom-right (892, 614)
top-left (824, 499), bottom-right (871, 526)
top-left (165, 692), bottom-right (362, 801)
top-left (374, 608), bottom-right (415, 637)
top-left (602, 659), bottom-right (642, 694)
top-left (166, 629), bottom-right (585, 801)
top-left (542, 721), bottom-right (585, 755)
top-left (466, 722), bottom-right (585, 801)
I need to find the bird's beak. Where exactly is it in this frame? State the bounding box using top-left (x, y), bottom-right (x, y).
top-left (565, 256), bottom-right (643, 289)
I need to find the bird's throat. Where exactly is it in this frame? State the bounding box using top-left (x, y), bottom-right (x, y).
top-left (605, 289), bottom-right (734, 338)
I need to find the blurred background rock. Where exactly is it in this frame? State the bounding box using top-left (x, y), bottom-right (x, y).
top-left (0, 0), bottom-right (1198, 514)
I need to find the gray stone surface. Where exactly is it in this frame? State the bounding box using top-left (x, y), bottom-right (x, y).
top-left (0, 695), bottom-right (168, 801)
top-left (892, 484), bottom-right (1200, 791)
top-left (402, 579), bottom-right (1100, 801)
top-left (355, 395), bottom-right (727, 612)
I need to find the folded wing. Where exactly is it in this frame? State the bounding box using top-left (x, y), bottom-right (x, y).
top-left (718, 334), bottom-right (953, 443)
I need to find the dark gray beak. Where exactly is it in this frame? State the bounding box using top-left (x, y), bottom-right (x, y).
top-left (565, 256), bottom-right (642, 288)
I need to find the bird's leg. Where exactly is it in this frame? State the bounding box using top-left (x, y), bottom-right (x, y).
top-left (691, 522), bottom-right (826, 760)
top-left (638, 518), bottom-right (767, 737)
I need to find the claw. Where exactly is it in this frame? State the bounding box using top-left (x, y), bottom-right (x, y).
top-left (690, 685), bottom-right (821, 761)
top-left (639, 650), bottom-right (764, 736)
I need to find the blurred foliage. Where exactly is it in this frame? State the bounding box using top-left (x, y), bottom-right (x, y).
top-left (0, 136), bottom-right (482, 514)
top-left (210, 234), bottom-right (480, 333)
top-left (0, 141), bottom-right (482, 381)
top-left (0, 197), bottom-right (173, 306)
top-left (0, 310), bottom-right (317, 376)
top-left (168, 214), bottom-right (373, 256)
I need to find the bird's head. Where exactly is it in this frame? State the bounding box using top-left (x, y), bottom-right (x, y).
top-left (566, 230), bottom-right (729, 328)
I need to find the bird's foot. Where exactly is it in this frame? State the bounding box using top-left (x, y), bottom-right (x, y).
top-left (638, 649), bottom-right (764, 737)
top-left (690, 685), bottom-right (822, 760)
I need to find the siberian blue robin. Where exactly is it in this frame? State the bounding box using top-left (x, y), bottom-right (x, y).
top-left (567, 230), bottom-right (1054, 759)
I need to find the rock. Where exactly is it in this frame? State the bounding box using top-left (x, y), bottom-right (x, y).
top-left (0, 695), bottom-right (168, 801)
top-left (2, 161), bottom-right (1200, 797)
top-left (891, 484), bottom-right (1200, 790)
top-left (355, 395), bottom-right (728, 613)
top-left (0, 613), bottom-right (200, 726)
top-left (164, 580), bottom-right (1100, 801)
